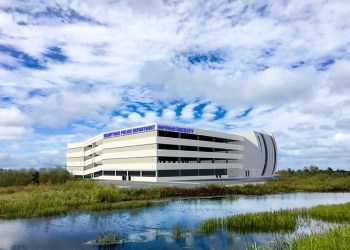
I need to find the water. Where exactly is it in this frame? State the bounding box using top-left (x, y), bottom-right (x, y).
top-left (1, 192), bottom-right (349, 249)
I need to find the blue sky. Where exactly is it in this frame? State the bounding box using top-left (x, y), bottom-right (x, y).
top-left (0, 0), bottom-right (350, 170)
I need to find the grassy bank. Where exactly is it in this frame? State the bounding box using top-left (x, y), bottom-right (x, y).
top-left (0, 181), bottom-right (158, 219)
top-left (0, 169), bottom-right (350, 219)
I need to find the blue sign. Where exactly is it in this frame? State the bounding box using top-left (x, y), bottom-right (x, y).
top-left (104, 124), bottom-right (156, 138)
top-left (158, 124), bottom-right (194, 134)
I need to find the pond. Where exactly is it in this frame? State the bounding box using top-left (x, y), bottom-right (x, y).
top-left (1, 192), bottom-right (350, 249)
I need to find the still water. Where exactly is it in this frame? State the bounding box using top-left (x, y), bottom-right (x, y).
top-left (1, 192), bottom-right (350, 250)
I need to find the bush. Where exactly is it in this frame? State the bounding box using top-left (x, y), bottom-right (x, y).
top-left (0, 167), bottom-right (73, 187)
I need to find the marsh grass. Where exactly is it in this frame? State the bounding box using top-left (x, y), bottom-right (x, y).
top-left (0, 180), bottom-right (159, 219)
top-left (291, 226), bottom-right (350, 250)
top-left (97, 231), bottom-right (125, 245)
top-left (172, 223), bottom-right (191, 239)
top-left (300, 202), bottom-right (350, 223)
top-left (198, 210), bottom-right (298, 234)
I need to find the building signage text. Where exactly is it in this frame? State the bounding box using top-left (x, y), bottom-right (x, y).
top-left (104, 124), bottom-right (156, 138)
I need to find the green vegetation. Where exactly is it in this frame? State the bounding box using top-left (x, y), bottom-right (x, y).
top-left (300, 202), bottom-right (350, 223)
top-left (290, 226), bottom-right (350, 250)
top-left (0, 181), bottom-right (157, 219)
top-left (97, 231), bottom-right (125, 245)
top-left (0, 167), bottom-right (73, 187)
top-left (168, 201), bottom-right (350, 245)
top-left (198, 210), bottom-right (298, 234)
top-left (172, 223), bottom-right (191, 239)
top-left (0, 166), bottom-right (349, 219)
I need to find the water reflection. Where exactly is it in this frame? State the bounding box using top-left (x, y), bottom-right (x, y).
top-left (0, 192), bottom-right (349, 250)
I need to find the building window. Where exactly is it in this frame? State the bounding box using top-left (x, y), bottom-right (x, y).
top-left (103, 171), bottom-right (115, 176)
top-left (180, 133), bottom-right (197, 140)
top-left (198, 135), bottom-right (213, 142)
top-left (94, 171), bottom-right (103, 177)
top-left (129, 171), bottom-right (140, 176)
top-left (158, 144), bottom-right (179, 150)
top-left (215, 169), bottom-right (227, 175)
top-left (199, 147), bottom-right (213, 152)
top-left (142, 171), bottom-right (156, 177)
top-left (199, 169), bottom-right (215, 175)
top-left (158, 170), bottom-right (180, 177)
top-left (180, 145), bottom-right (198, 151)
top-left (214, 137), bottom-right (227, 143)
top-left (116, 171), bottom-right (127, 176)
top-left (181, 169), bottom-right (199, 176)
top-left (158, 130), bottom-right (179, 138)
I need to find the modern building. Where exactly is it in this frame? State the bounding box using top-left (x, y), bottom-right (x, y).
top-left (66, 123), bottom-right (277, 182)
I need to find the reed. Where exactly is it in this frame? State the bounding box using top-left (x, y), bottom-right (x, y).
top-left (198, 210), bottom-right (298, 234)
top-left (97, 231), bottom-right (125, 245)
top-left (172, 223), bottom-right (191, 239)
top-left (300, 202), bottom-right (350, 223)
top-left (291, 226), bottom-right (350, 250)
top-left (0, 180), bottom-right (159, 219)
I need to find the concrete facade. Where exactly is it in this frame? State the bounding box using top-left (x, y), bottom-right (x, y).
top-left (66, 123), bottom-right (277, 182)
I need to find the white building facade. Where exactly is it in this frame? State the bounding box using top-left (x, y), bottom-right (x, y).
top-left (66, 124), bottom-right (277, 182)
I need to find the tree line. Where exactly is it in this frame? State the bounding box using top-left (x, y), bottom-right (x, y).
top-left (0, 167), bottom-right (73, 187)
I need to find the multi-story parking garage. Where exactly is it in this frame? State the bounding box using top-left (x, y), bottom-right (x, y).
top-left (66, 123), bottom-right (277, 182)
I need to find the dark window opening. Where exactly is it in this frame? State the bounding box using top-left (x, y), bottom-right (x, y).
top-left (214, 148), bottom-right (227, 152)
top-left (158, 170), bottom-right (180, 177)
top-left (199, 147), bottom-right (214, 152)
top-left (158, 130), bottom-right (179, 138)
top-left (103, 171), bottom-right (115, 176)
top-left (142, 171), bottom-right (156, 177)
top-left (215, 169), bottom-right (227, 175)
top-left (198, 135), bottom-right (213, 142)
top-left (180, 133), bottom-right (198, 140)
top-left (116, 171), bottom-right (127, 176)
top-left (129, 171), bottom-right (140, 176)
top-left (181, 169), bottom-right (199, 176)
top-left (158, 144), bottom-right (179, 150)
top-left (94, 171), bottom-right (103, 177)
top-left (214, 137), bottom-right (227, 143)
top-left (199, 169), bottom-right (215, 175)
top-left (180, 145), bottom-right (198, 151)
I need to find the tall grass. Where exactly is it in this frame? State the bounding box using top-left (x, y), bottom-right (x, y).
top-left (291, 226), bottom-right (350, 250)
top-left (0, 180), bottom-right (158, 219)
top-left (300, 202), bottom-right (350, 223)
top-left (183, 202), bottom-right (350, 238)
top-left (198, 210), bottom-right (298, 234)
top-left (96, 231), bottom-right (125, 245)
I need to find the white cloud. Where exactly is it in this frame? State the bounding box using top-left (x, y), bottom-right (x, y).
top-left (333, 133), bottom-right (350, 143)
top-left (0, 107), bottom-right (33, 140)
